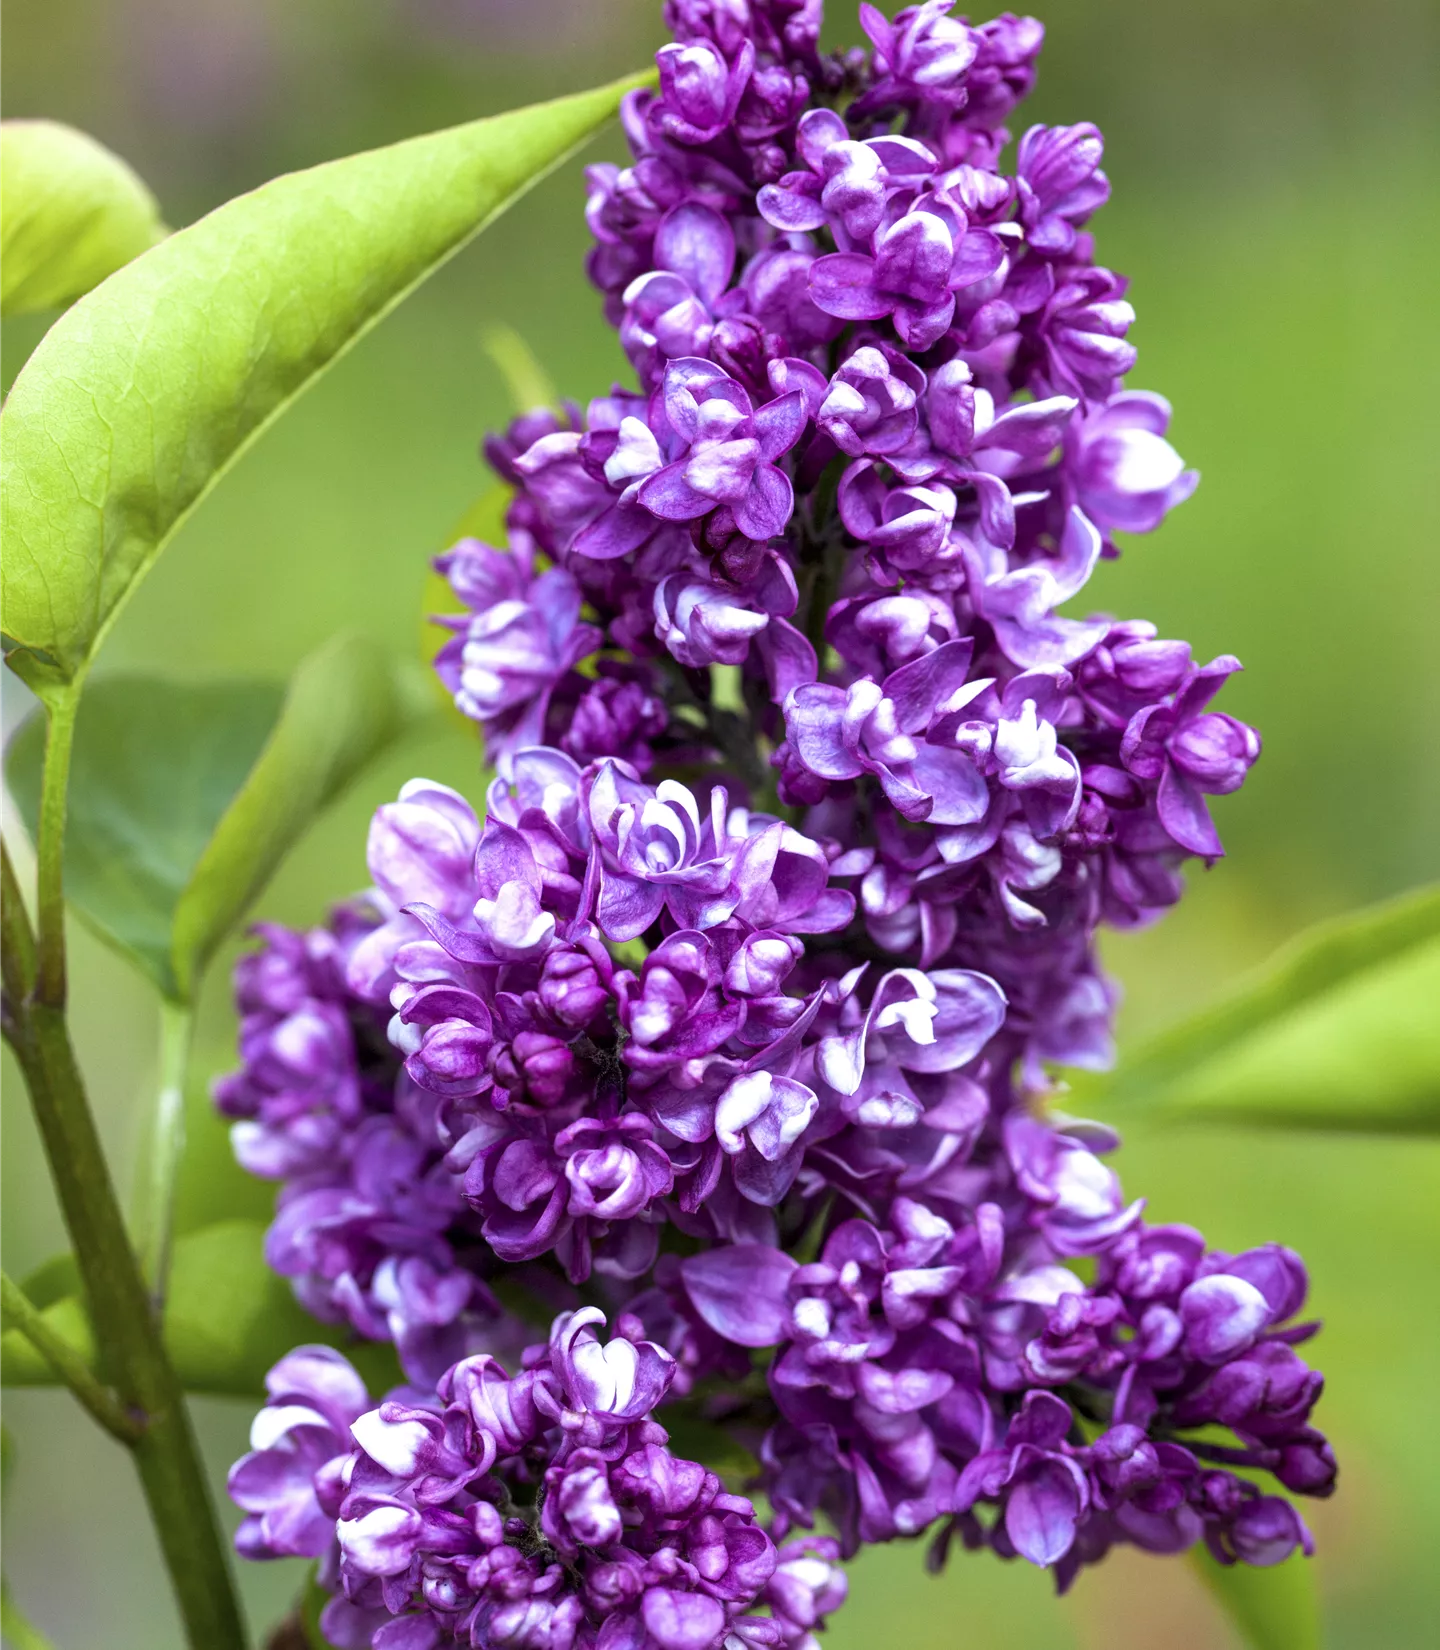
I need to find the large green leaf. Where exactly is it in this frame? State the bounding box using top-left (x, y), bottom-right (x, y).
top-left (1192, 1546), bottom-right (1321, 1650)
top-left (0, 72), bottom-right (647, 693)
top-left (162, 1221), bottom-right (400, 1397)
top-left (5, 634), bottom-right (417, 1000)
top-left (1, 1223), bottom-right (401, 1399)
top-left (0, 119), bottom-right (166, 317)
top-left (6, 677), bottom-right (281, 993)
top-left (1087, 882), bottom-right (1440, 1131)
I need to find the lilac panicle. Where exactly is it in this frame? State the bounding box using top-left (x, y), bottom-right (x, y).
top-left (223, 4), bottom-right (1328, 1642)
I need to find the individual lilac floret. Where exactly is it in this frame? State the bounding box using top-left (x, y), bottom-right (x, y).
top-left (433, 536), bottom-right (602, 773)
top-left (1065, 391), bottom-right (1198, 540)
top-left (1121, 657), bottom-right (1261, 856)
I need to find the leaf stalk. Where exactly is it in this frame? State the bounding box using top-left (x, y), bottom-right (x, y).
top-left (32, 684), bottom-right (77, 1007)
top-left (0, 1271), bottom-right (142, 1444)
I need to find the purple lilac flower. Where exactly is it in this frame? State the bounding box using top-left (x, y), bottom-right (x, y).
top-left (226, 4), bottom-right (1330, 1638)
top-left (215, 906), bottom-right (531, 1387)
top-left (235, 1312), bottom-right (841, 1650)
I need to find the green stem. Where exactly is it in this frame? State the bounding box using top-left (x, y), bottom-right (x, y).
top-left (33, 687), bottom-right (78, 1009)
top-left (16, 1012), bottom-right (247, 1649)
top-left (0, 1271), bottom-right (142, 1444)
top-left (4, 688), bottom-right (249, 1650)
top-left (1, 838), bottom-right (37, 1010)
top-left (139, 997), bottom-right (194, 1300)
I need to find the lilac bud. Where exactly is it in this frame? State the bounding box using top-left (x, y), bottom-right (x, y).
top-left (724, 931), bottom-right (803, 996)
top-left (537, 944), bottom-right (613, 1032)
top-left (818, 344), bottom-right (926, 457)
top-left (490, 1032), bottom-right (577, 1109)
top-left (1227, 1497), bottom-right (1312, 1567)
top-left (1179, 1274), bottom-right (1271, 1363)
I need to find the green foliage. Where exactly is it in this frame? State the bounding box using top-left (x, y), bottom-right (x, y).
top-left (1083, 882), bottom-right (1440, 1131)
top-left (0, 72), bottom-right (649, 695)
top-left (7, 677), bottom-right (280, 996)
top-left (166, 633), bottom-right (420, 1000)
top-left (6, 635), bottom-right (417, 1001)
top-left (0, 119), bottom-right (166, 318)
top-left (163, 1220), bottom-right (400, 1397)
top-left (2, 1224), bottom-right (402, 1399)
top-left (1192, 1546), bottom-right (1322, 1650)
top-left (170, 1061), bottom-right (276, 1239)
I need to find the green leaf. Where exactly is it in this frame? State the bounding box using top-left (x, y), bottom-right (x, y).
top-left (168, 633), bottom-right (417, 1000)
top-left (163, 1220), bottom-right (400, 1397)
top-left (6, 677), bottom-right (281, 994)
top-left (5, 634), bottom-right (416, 1000)
top-left (170, 1057), bottom-right (277, 1239)
top-left (1191, 1546), bottom-right (1321, 1650)
top-left (2, 1223), bottom-right (401, 1399)
top-left (1087, 882), bottom-right (1440, 1131)
top-left (0, 119), bottom-right (166, 317)
top-left (0, 73), bottom-right (648, 693)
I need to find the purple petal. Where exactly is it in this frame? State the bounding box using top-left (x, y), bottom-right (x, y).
top-left (950, 228), bottom-right (1008, 289)
top-left (642, 1589), bottom-right (727, 1650)
top-left (654, 202), bottom-right (736, 305)
top-left (808, 253), bottom-right (892, 321)
top-left (597, 871), bottom-right (666, 943)
top-left (884, 638), bottom-right (976, 732)
top-left (756, 617), bottom-right (817, 701)
top-left (750, 390), bottom-right (808, 463)
top-left (571, 498), bottom-right (657, 561)
top-left (638, 463), bottom-right (720, 522)
top-left (1005, 1460), bottom-right (1084, 1567)
top-left (757, 178), bottom-right (829, 233)
top-left (874, 213), bottom-right (953, 303)
top-left (901, 969), bottom-right (1007, 1072)
top-left (891, 293), bottom-right (955, 351)
top-left (785, 684), bottom-right (865, 781)
top-left (906, 745), bottom-right (990, 827)
top-left (796, 106), bottom-right (849, 170)
top-left (1157, 765), bottom-right (1224, 857)
top-left (1179, 1273), bottom-right (1270, 1362)
top-left (735, 464), bottom-right (795, 541)
top-left (767, 356), bottom-right (831, 421)
top-left (681, 1244), bottom-right (797, 1347)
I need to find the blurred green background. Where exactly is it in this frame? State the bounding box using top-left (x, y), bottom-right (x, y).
top-left (2, 1), bottom-right (1437, 1645)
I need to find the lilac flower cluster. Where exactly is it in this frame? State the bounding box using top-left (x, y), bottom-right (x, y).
top-left (231, 1315), bottom-right (844, 1650)
top-left (212, 906), bottom-right (517, 1386)
top-left (223, 6), bottom-right (1331, 1645)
